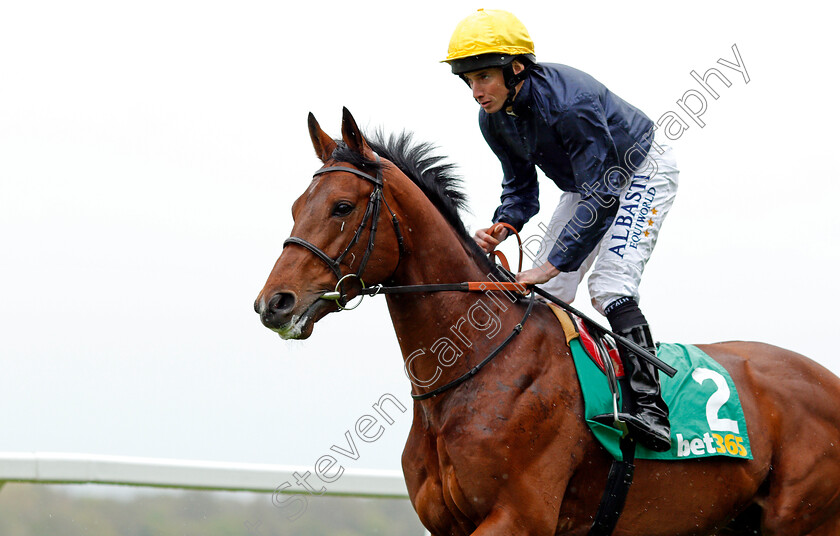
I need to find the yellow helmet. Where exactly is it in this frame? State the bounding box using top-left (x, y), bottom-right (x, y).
top-left (443, 9), bottom-right (536, 75)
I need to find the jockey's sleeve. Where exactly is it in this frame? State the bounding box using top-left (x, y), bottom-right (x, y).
top-left (547, 93), bottom-right (622, 272)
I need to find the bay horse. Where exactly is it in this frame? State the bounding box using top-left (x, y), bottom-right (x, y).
top-left (254, 108), bottom-right (840, 535)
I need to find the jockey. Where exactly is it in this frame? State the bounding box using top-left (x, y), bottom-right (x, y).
top-left (443, 9), bottom-right (680, 452)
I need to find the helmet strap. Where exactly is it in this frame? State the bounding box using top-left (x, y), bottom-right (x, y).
top-left (501, 61), bottom-right (534, 109)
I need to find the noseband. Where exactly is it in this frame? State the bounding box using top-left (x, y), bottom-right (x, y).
top-left (282, 155), bottom-right (404, 308)
top-left (281, 157), bottom-right (672, 405)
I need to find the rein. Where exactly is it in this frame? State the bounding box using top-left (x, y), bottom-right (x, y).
top-left (412, 290), bottom-right (536, 401)
top-left (283, 160), bottom-right (537, 401)
top-left (285, 157), bottom-right (667, 535)
top-left (285, 160), bottom-right (674, 404)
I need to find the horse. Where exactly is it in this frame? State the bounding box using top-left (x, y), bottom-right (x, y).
top-left (254, 107), bottom-right (840, 535)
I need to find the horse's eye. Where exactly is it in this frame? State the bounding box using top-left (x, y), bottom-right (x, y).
top-left (331, 201), bottom-right (355, 217)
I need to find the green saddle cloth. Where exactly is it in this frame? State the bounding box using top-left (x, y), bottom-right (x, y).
top-left (570, 340), bottom-right (753, 461)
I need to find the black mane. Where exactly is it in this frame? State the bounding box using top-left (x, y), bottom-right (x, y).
top-left (330, 129), bottom-right (499, 274)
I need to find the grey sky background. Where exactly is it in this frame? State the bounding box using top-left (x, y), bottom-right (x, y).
top-left (2, 1), bottom-right (838, 479)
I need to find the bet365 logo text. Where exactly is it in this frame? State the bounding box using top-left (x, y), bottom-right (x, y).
top-left (676, 432), bottom-right (748, 457)
top-left (676, 367), bottom-right (750, 458)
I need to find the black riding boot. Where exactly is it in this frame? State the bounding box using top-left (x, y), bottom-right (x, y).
top-left (605, 297), bottom-right (671, 452)
top-left (617, 323), bottom-right (671, 452)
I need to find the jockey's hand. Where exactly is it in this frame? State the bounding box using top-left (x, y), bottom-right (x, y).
top-left (474, 224), bottom-right (509, 253)
top-left (516, 262), bottom-right (560, 286)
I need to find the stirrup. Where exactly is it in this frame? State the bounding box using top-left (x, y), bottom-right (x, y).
top-left (591, 412), bottom-right (671, 452)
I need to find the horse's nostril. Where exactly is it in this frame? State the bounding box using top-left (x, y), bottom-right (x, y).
top-left (268, 292), bottom-right (296, 314)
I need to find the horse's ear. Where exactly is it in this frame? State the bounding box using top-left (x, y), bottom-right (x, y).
top-left (341, 107), bottom-right (370, 155)
top-left (308, 112), bottom-right (337, 163)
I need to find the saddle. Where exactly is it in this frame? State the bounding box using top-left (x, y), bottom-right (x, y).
top-left (547, 302), bottom-right (624, 378)
top-left (547, 301), bottom-right (629, 431)
top-left (545, 299), bottom-right (752, 462)
top-left (543, 300), bottom-right (753, 534)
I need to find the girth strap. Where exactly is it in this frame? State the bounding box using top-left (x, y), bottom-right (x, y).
top-left (588, 437), bottom-right (637, 536)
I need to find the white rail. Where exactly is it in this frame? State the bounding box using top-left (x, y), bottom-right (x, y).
top-left (0, 451), bottom-right (409, 498)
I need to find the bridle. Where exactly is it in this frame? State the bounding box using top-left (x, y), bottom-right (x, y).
top-left (281, 157), bottom-right (674, 402)
top-left (280, 153), bottom-right (679, 535)
top-left (282, 155), bottom-right (405, 309)
top-left (279, 157), bottom-right (536, 402)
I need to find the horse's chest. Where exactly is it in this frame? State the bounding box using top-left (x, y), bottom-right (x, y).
top-left (409, 419), bottom-right (525, 527)
top-left (410, 442), bottom-right (498, 533)
top-left (405, 379), bottom-right (581, 532)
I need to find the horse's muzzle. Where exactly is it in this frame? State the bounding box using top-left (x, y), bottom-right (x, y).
top-left (255, 291), bottom-right (297, 328)
top-left (255, 290), bottom-right (334, 339)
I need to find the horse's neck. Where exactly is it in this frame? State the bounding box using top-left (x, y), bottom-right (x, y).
top-left (383, 186), bottom-right (521, 397)
top-left (385, 185), bottom-right (494, 319)
top-left (385, 175), bottom-right (492, 288)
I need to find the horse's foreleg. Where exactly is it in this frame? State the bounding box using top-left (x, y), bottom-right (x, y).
top-left (468, 506), bottom-right (558, 536)
top-left (467, 479), bottom-right (573, 536)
